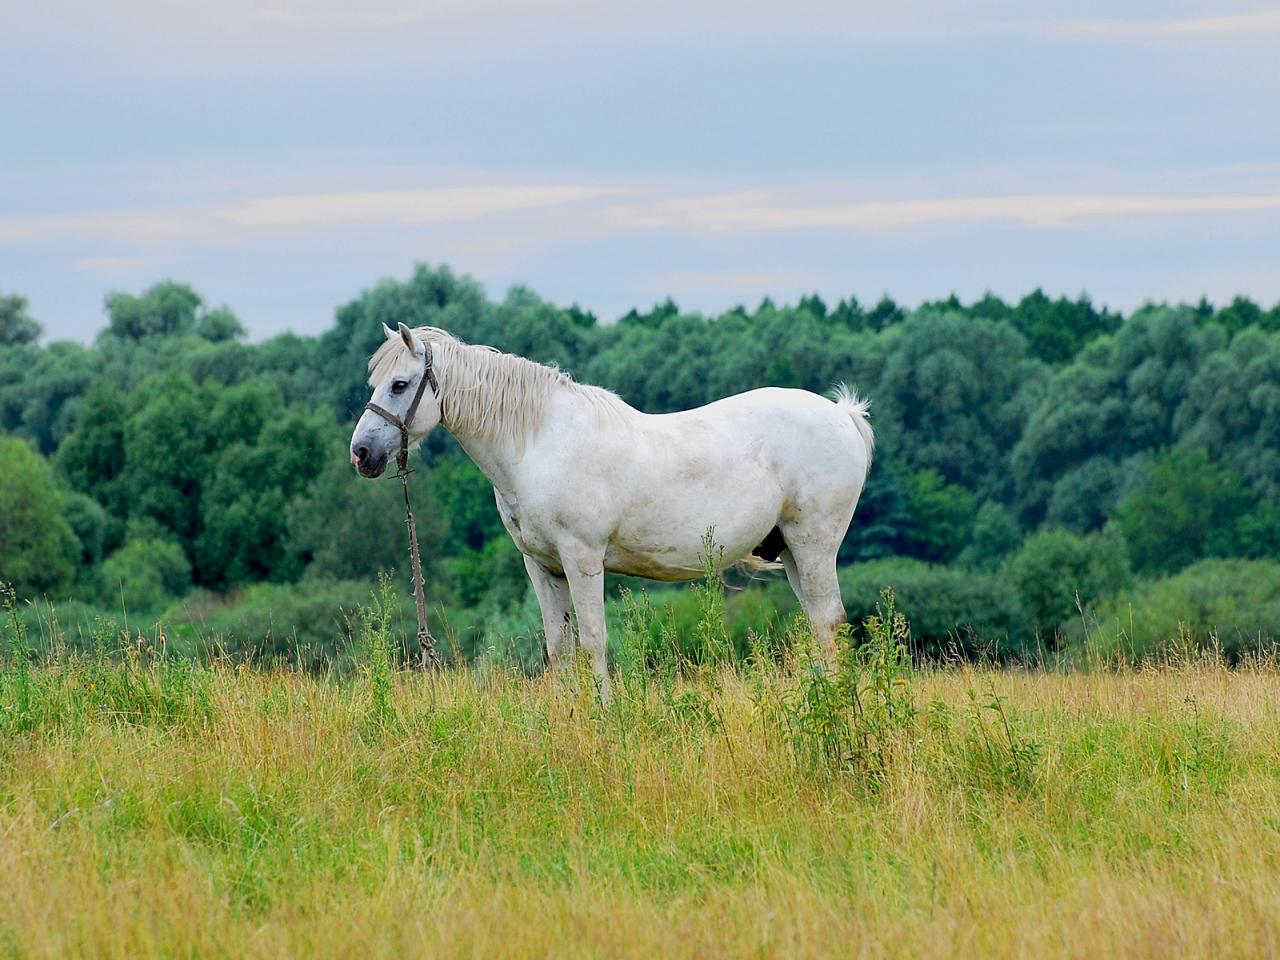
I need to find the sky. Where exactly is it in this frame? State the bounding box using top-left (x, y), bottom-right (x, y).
top-left (3, 0), bottom-right (1279, 341)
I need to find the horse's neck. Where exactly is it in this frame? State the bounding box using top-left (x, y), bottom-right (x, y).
top-left (442, 379), bottom-right (567, 502)
top-left (450, 429), bottom-right (522, 502)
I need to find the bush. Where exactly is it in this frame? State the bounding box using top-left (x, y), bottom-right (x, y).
top-left (620, 558), bottom-right (1033, 665)
top-left (161, 580), bottom-right (421, 670)
top-left (0, 437), bottom-right (78, 597)
top-left (100, 539), bottom-right (192, 614)
top-left (838, 558), bottom-right (1030, 660)
top-left (1074, 558), bottom-right (1280, 662)
top-left (447, 535), bottom-right (529, 610)
top-left (1002, 528), bottom-right (1130, 644)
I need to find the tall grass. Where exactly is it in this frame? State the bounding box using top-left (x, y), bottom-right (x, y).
top-left (2, 578), bottom-right (1279, 958)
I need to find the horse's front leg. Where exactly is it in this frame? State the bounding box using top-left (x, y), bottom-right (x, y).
top-left (560, 546), bottom-right (611, 703)
top-left (523, 555), bottom-right (574, 669)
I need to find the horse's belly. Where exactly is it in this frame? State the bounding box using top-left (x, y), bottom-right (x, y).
top-left (604, 499), bottom-right (780, 581)
top-left (603, 541), bottom-right (704, 581)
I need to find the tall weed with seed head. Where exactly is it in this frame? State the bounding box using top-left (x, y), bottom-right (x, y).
top-left (2, 582), bottom-right (33, 730)
top-left (765, 588), bottom-right (916, 784)
top-left (692, 527), bottom-right (731, 667)
top-left (358, 574), bottom-right (400, 733)
top-left (659, 530), bottom-right (736, 732)
top-left (611, 535), bottom-right (739, 736)
top-left (616, 587), bottom-right (659, 702)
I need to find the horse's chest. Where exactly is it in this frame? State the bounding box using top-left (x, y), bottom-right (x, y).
top-left (495, 492), bottom-right (556, 564)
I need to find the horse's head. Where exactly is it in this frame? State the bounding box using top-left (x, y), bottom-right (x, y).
top-left (350, 322), bottom-right (443, 478)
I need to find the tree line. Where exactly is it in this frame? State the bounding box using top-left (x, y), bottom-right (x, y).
top-left (1, 269), bottom-right (1278, 660)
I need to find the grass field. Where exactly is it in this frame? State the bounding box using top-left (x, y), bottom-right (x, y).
top-left (2, 590), bottom-right (1280, 959)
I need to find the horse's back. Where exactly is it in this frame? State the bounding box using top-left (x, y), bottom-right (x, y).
top-left (643, 387), bottom-right (868, 488)
top-left (610, 387), bottom-right (870, 560)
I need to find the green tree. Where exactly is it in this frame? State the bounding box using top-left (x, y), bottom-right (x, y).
top-left (286, 448), bottom-right (446, 585)
top-left (958, 501), bottom-right (1022, 569)
top-left (1006, 289), bottom-right (1120, 364)
top-left (63, 492), bottom-right (110, 567)
top-left (1003, 528), bottom-right (1130, 641)
top-left (1210, 296), bottom-right (1263, 336)
top-left (429, 454), bottom-right (531, 606)
top-left (797, 293), bottom-right (827, 319)
top-left (489, 287), bottom-right (590, 372)
top-left (1013, 306), bottom-right (1216, 522)
top-left (839, 449), bottom-right (913, 563)
top-left (967, 291), bottom-right (1013, 324)
top-left (56, 383), bottom-right (129, 520)
top-left (317, 264), bottom-right (490, 418)
top-left (829, 295), bottom-right (865, 330)
top-left (0, 293), bottom-right (42, 346)
top-left (619, 297), bottom-right (679, 328)
top-left (0, 340), bottom-right (95, 453)
top-left (0, 437), bottom-right (77, 597)
top-left (872, 311), bottom-right (1047, 497)
top-left (900, 469), bottom-right (976, 563)
top-left (195, 306), bottom-right (247, 342)
top-left (431, 456), bottom-right (508, 552)
top-left (866, 295), bottom-right (905, 330)
top-left (1235, 503), bottom-right (1280, 560)
top-left (196, 407), bottom-right (330, 587)
top-left (1043, 456), bottom-right (1147, 532)
top-left (1116, 449), bottom-right (1256, 575)
top-left (1175, 326), bottom-right (1280, 500)
top-left (102, 281), bottom-right (203, 341)
top-left (119, 372), bottom-right (213, 549)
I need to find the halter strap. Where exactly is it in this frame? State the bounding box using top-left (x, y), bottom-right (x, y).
top-left (364, 339), bottom-right (439, 472)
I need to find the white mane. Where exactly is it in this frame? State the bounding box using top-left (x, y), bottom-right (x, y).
top-left (368, 326), bottom-right (627, 449)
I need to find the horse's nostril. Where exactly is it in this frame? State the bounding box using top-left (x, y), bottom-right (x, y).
top-left (354, 445), bottom-right (369, 463)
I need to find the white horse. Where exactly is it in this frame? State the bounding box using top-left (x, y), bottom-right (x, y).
top-left (350, 323), bottom-right (874, 696)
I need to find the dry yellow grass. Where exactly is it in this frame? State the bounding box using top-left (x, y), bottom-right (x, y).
top-left (1, 658), bottom-right (1279, 959)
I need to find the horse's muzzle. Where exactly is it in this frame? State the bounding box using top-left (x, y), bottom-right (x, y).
top-left (351, 445), bottom-right (389, 478)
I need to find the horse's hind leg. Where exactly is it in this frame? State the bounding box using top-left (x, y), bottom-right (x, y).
top-left (779, 537), bottom-right (847, 665)
top-left (524, 556), bottom-right (574, 669)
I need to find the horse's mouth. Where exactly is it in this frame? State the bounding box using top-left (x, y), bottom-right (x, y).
top-left (355, 453), bottom-right (389, 478)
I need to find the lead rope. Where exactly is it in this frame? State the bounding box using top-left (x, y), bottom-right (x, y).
top-left (365, 337), bottom-right (442, 669)
top-left (394, 460), bottom-right (440, 670)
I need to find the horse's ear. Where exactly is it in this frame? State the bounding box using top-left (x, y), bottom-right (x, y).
top-left (397, 322), bottom-right (417, 353)
top-left (382, 323), bottom-right (396, 340)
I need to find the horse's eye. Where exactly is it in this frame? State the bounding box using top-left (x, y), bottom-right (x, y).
top-left (391, 380), bottom-right (409, 395)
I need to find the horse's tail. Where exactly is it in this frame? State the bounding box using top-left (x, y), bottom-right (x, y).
top-left (830, 383), bottom-right (875, 481)
top-left (738, 554), bottom-right (783, 574)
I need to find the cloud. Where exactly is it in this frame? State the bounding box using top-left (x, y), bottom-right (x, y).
top-left (608, 191), bottom-right (1280, 234)
top-left (225, 186), bottom-right (618, 229)
top-left (4, 183), bottom-right (1280, 251)
top-left (1054, 8), bottom-right (1280, 40)
top-left (12, 0), bottom-right (1009, 73)
top-left (72, 253), bottom-right (183, 278)
top-left (0, 185), bottom-right (618, 245)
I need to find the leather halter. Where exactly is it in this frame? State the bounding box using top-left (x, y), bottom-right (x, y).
top-left (364, 340), bottom-right (440, 472)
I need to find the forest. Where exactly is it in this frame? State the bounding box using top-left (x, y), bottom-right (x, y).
top-left (2, 266), bottom-right (1279, 667)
